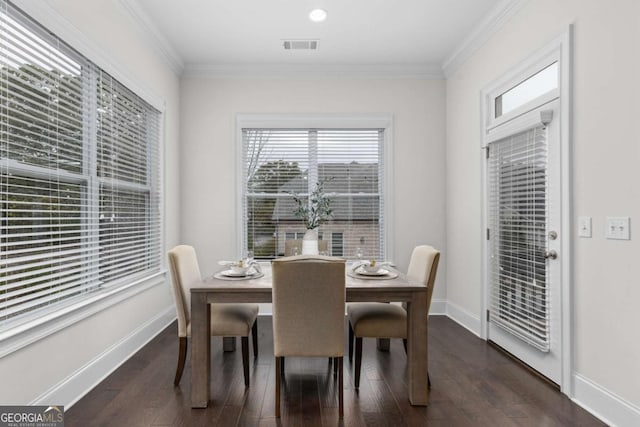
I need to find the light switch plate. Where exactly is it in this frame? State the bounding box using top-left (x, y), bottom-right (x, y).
top-left (606, 217), bottom-right (630, 240)
top-left (578, 216), bottom-right (592, 238)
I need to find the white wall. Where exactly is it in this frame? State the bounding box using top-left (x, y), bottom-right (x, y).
top-left (0, 0), bottom-right (181, 405)
top-left (179, 77), bottom-right (447, 302)
top-left (446, 0), bottom-right (640, 422)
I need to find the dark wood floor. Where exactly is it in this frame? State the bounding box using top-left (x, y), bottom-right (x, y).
top-left (66, 316), bottom-right (604, 426)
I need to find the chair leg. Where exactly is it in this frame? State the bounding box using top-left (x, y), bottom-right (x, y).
top-left (173, 337), bottom-right (187, 386)
top-left (252, 321), bottom-right (258, 359)
top-left (428, 372), bottom-right (431, 389)
top-left (333, 357), bottom-right (338, 376)
top-left (354, 337), bottom-right (362, 389)
top-left (348, 323), bottom-right (354, 362)
top-left (338, 357), bottom-right (344, 419)
top-left (275, 357), bottom-right (281, 418)
top-left (242, 336), bottom-right (250, 387)
top-left (280, 356), bottom-right (285, 377)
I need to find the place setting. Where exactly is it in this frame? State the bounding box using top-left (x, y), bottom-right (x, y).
top-left (214, 252), bottom-right (264, 281)
top-left (348, 249), bottom-right (398, 280)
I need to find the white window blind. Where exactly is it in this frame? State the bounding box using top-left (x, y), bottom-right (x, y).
top-left (242, 128), bottom-right (384, 260)
top-left (487, 126), bottom-right (550, 352)
top-left (0, 0), bottom-right (162, 326)
top-left (96, 71), bottom-right (162, 285)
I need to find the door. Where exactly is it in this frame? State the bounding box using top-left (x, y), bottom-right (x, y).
top-left (486, 100), bottom-right (562, 384)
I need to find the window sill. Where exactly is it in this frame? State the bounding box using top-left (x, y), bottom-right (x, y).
top-left (0, 271), bottom-right (167, 359)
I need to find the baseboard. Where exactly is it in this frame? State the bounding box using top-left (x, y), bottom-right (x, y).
top-left (573, 373), bottom-right (640, 427)
top-left (257, 303), bottom-right (273, 316)
top-left (30, 306), bottom-right (176, 409)
top-left (429, 298), bottom-right (446, 315)
top-left (445, 301), bottom-right (481, 337)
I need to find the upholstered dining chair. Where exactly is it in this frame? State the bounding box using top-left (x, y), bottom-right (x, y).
top-left (167, 245), bottom-right (259, 387)
top-left (347, 245), bottom-right (440, 389)
top-left (284, 239), bottom-right (329, 256)
top-left (271, 255), bottom-right (346, 418)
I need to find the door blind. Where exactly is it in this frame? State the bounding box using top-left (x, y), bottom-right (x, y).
top-left (242, 128), bottom-right (384, 260)
top-left (487, 126), bottom-right (550, 352)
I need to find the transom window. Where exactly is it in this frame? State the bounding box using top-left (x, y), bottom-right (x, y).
top-left (495, 62), bottom-right (558, 118)
top-left (241, 127), bottom-right (386, 260)
top-left (0, 1), bottom-right (162, 327)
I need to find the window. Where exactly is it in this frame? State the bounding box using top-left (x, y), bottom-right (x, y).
top-left (242, 127), bottom-right (385, 260)
top-left (331, 232), bottom-right (344, 257)
top-left (495, 62), bottom-right (558, 118)
top-left (0, 1), bottom-right (162, 327)
top-left (285, 232), bottom-right (300, 241)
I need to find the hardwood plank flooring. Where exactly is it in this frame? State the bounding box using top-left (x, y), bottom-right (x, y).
top-left (66, 316), bottom-right (604, 426)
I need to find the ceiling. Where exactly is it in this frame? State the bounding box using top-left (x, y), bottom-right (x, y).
top-left (129, 0), bottom-right (507, 76)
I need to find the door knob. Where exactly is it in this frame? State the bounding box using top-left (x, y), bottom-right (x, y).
top-left (544, 250), bottom-right (558, 260)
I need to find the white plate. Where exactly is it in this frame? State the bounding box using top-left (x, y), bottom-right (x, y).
top-left (220, 269), bottom-right (256, 277)
top-left (356, 267), bottom-right (390, 276)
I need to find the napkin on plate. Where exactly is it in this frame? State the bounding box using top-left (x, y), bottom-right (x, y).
top-left (351, 261), bottom-right (395, 273)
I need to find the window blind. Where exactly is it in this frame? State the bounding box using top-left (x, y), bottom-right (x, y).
top-left (487, 126), bottom-right (550, 352)
top-left (0, 0), bottom-right (161, 325)
top-left (96, 71), bottom-right (162, 286)
top-left (242, 128), bottom-right (384, 260)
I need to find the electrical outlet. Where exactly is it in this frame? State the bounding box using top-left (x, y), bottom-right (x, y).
top-left (606, 217), bottom-right (630, 240)
top-left (578, 216), bottom-right (592, 238)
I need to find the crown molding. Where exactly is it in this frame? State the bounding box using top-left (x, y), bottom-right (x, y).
top-left (117, 0), bottom-right (184, 74)
top-left (182, 63), bottom-right (444, 79)
top-left (442, 0), bottom-right (529, 78)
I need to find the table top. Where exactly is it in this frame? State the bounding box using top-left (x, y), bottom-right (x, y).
top-left (191, 265), bottom-right (426, 303)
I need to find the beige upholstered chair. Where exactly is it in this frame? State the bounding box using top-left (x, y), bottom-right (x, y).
top-left (284, 239), bottom-right (329, 256)
top-left (271, 255), bottom-right (346, 418)
top-left (347, 245), bottom-right (440, 389)
top-left (167, 245), bottom-right (259, 387)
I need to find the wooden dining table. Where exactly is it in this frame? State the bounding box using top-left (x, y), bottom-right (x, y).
top-left (190, 266), bottom-right (430, 408)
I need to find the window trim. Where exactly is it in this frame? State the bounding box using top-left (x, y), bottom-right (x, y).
top-left (235, 113), bottom-right (394, 262)
top-left (483, 47), bottom-right (561, 133)
top-left (0, 0), bottom-right (167, 357)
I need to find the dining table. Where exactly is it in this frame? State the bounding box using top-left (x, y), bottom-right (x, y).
top-left (190, 264), bottom-right (430, 408)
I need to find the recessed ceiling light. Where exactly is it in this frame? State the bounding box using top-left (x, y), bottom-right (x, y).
top-left (309, 8), bottom-right (327, 23)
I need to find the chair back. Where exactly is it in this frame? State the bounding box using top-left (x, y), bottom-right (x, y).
top-left (168, 245), bottom-right (202, 337)
top-left (271, 255), bottom-right (346, 357)
top-left (406, 245), bottom-right (441, 312)
top-left (284, 239), bottom-right (329, 256)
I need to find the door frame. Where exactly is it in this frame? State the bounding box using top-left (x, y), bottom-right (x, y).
top-left (479, 27), bottom-right (574, 396)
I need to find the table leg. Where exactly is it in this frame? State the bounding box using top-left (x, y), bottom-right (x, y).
top-left (191, 293), bottom-right (210, 408)
top-left (407, 291), bottom-right (429, 405)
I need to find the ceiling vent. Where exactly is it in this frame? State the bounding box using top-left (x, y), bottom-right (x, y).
top-left (283, 40), bottom-right (318, 50)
